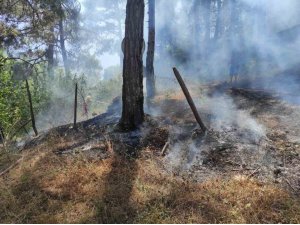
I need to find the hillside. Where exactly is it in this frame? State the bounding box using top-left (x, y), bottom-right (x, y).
top-left (1, 82), bottom-right (300, 224)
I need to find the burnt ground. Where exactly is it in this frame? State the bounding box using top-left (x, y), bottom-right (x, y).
top-left (15, 79), bottom-right (300, 196)
top-left (154, 85), bottom-right (300, 195)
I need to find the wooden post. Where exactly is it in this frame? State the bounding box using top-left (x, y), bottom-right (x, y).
top-left (0, 126), bottom-right (5, 147)
top-left (0, 126), bottom-right (4, 139)
top-left (73, 83), bottom-right (78, 129)
top-left (25, 79), bottom-right (38, 136)
top-left (172, 67), bottom-right (207, 132)
top-left (161, 142), bottom-right (169, 156)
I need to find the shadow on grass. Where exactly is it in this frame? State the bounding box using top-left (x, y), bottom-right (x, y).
top-left (95, 150), bottom-right (139, 223)
top-left (0, 169), bottom-right (60, 223)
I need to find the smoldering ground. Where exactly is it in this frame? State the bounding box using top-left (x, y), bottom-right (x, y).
top-left (26, 0), bottom-right (300, 182)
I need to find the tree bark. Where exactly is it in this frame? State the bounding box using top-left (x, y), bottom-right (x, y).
top-left (119, 0), bottom-right (145, 131)
top-left (146, 0), bottom-right (155, 102)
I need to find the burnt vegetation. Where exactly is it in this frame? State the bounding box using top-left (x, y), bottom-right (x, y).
top-left (1, 0), bottom-right (300, 224)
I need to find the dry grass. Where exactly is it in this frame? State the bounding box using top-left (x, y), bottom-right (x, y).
top-left (0, 139), bottom-right (300, 224)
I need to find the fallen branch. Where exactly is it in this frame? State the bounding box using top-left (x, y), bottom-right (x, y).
top-left (161, 142), bottom-right (169, 156)
top-left (172, 67), bottom-right (207, 132)
top-left (231, 167), bottom-right (257, 171)
top-left (0, 157), bottom-right (23, 177)
top-left (283, 177), bottom-right (297, 192)
top-left (247, 167), bottom-right (260, 178)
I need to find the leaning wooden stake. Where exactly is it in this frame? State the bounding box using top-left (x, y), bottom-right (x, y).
top-left (161, 142), bottom-right (169, 156)
top-left (73, 83), bottom-right (78, 129)
top-left (172, 67), bottom-right (207, 132)
top-left (25, 79), bottom-right (38, 136)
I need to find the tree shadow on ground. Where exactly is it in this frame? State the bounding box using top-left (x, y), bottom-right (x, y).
top-left (95, 148), bottom-right (139, 224)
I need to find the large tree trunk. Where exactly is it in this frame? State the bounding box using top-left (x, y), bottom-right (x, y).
top-left (59, 19), bottom-right (70, 75)
top-left (119, 0), bottom-right (145, 131)
top-left (146, 0), bottom-right (155, 102)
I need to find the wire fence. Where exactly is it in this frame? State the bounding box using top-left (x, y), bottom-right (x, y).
top-left (20, 72), bottom-right (220, 136)
top-left (39, 81), bottom-right (119, 129)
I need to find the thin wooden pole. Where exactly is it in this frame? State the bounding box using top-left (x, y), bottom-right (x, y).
top-left (25, 79), bottom-right (38, 136)
top-left (0, 126), bottom-right (5, 148)
top-left (172, 67), bottom-right (207, 132)
top-left (73, 83), bottom-right (78, 129)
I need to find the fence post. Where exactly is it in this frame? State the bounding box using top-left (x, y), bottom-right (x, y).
top-left (172, 67), bottom-right (207, 132)
top-left (73, 83), bottom-right (78, 129)
top-left (25, 79), bottom-right (38, 136)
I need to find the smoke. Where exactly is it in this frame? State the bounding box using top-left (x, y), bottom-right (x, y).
top-left (154, 0), bottom-right (300, 84)
top-left (152, 0), bottom-right (300, 174)
top-left (163, 93), bottom-right (266, 173)
top-left (203, 95), bottom-right (265, 139)
top-left (29, 0), bottom-right (300, 137)
top-left (77, 0), bottom-right (300, 98)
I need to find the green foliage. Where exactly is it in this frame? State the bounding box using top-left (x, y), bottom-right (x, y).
top-left (0, 60), bottom-right (28, 138)
top-left (96, 76), bottom-right (122, 103)
top-left (0, 56), bottom-right (50, 139)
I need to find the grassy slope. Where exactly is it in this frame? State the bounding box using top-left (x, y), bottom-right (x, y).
top-left (0, 138), bottom-right (300, 224)
top-left (1, 86), bottom-right (300, 223)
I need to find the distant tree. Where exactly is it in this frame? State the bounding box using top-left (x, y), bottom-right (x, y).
top-left (203, 0), bottom-right (212, 45)
top-left (228, 0), bottom-right (244, 84)
top-left (56, 0), bottom-right (81, 76)
top-left (191, 0), bottom-right (201, 57)
top-left (45, 25), bottom-right (55, 78)
top-left (119, 0), bottom-right (145, 130)
top-left (146, 0), bottom-right (156, 103)
top-left (214, 0), bottom-right (223, 40)
top-left (80, 0), bottom-right (126, 66)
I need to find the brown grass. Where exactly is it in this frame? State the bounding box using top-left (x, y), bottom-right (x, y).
top-left (0, 140), bottom-right (300, 224)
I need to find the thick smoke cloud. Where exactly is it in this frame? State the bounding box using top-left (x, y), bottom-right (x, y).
top-left (35, 0), bottom-right (300, 132)
top-left (154, 0), bottom-right (300, 87)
